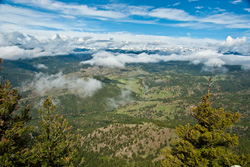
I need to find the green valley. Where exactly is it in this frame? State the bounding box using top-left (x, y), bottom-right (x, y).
top-left (1, 54), bottom-right (250, 166)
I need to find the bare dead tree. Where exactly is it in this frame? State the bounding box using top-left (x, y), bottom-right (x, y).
top-left (207, 65), bottom-right (215, 94)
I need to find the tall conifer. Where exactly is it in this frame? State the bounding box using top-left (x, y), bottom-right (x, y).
top-left (28, 97), bottom-right (83, 166)
top-left (0, 59), bottom-right (31, 166)
top-left (161, 93), bottom-right (250, 166)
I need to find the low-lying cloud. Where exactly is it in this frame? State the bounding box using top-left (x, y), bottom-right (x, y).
top-left (80, 51), bottom-right (162, 68)
top-left (0, 31), bottom-right (218, 60)
top-left (28, 72), bottom-right (103, 97)
top-left (80, 48), bottom-right (250, 70)
top-left (107, 88), bottom-right (133, 108)
top-left (0, 32), bottom-right (78, 60)
top-left (34, 63), bottom-right (48, 69)
top-left (1, 31), bottom-right (250, 70)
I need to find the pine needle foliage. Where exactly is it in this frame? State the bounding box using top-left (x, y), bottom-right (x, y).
top-left (162, 93), bottom-right (250, 167)
top-left (0, 59), bottom-right (31, 166)
top-left (28, 97), bottom-right (83, 167)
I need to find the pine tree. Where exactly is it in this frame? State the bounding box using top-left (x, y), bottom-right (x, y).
top-left (162, 93), bottom-right (250, 167)
top-left (28, 97), bottom-right (84, 167)
top-left (0, 59), bottom-right (31, 166)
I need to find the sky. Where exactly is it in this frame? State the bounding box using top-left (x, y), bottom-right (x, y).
top-left (1, 0), bottom-right (250, 39)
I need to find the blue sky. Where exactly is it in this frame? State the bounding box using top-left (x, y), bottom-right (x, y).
top-left (0, 0), bottom-right (250, 40)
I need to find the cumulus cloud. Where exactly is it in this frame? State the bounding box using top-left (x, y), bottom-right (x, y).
top-left (219, 36), bottom-right (250, 55)
top-left (221, 36), bottom-right (247, 47)
top-left (28, 72), bottom-right (102, 97)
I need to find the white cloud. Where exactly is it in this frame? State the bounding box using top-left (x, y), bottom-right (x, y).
top-left (0, 31), bottom-right (221, 60)
top-left (200, 13), bottom-right (249, 26)
top-left (107, 88), bottom-right (132, 108)
top-left (202, 66), bottom-right (228, 73)
top-left (140, 7), bottom-right (249, 29)
top-left (1, 31), bottom-right (250, 71)
top-left (1, 1), bottom-right (249, 35)
top-left (80, 51), bottom-right (163, 68)
top-left (242, 64), bottom-right (250, 70)
top-left (81, 51), bottom-right (125, 68)
top-left (195, 6), bottom-right (204, 10)
top-left (34, 64), bottom-right (48, 69)
top-left (174, 22), bottom-right (215, 29)
top-left (0, 32), bottom-right (80, 59)
top-left (10, 0), bottom-right (126, 20)
top-left (102, 3), bottom-right (151, 16)
top-left (0, 5), bottom-right (75, 32)
top-left (80, 45), bottom-right (250, 71)
top-left (142, 7), bottom-right (250, 29)
top-left (244, 8), bottom-right (250, 13)
top-left (219, 36), bottom-right (250, 55)
top-left (28, 72), bottom-right (103, 97)
top-left (173, 2), bottom-right (181, 6)
top-left (231, 0), bottom-right (242, 4)
top-left (0, 46), bottom-right (25, 60)
top-left (221, 36), bottom-right (247, 47)
top-left (204, 58), bottom-right (225, 67)
top-left (214, 7), bottom-right (227, 12)
top-left (0, 46), bottom-right (44, 60)
top-left (148, 8), bottom-right (196, 21)
top-left (191, 59), bottom-right (200, 65)
top-left (219, 54), bottom-right (250, 71)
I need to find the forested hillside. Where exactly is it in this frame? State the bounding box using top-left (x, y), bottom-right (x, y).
top-left (1, 56), bottom-right (250, 166)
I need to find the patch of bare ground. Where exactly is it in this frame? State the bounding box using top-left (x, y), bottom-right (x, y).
top-left (81, 123), bottom-right (177, 160)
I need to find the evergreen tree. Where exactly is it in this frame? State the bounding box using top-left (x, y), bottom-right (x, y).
top-left (28, 97), bottom-right (84, 167)
top-left (0, 59), bottom-right (31, 166)
top-left (162, 93), bottom-right (250, 167)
